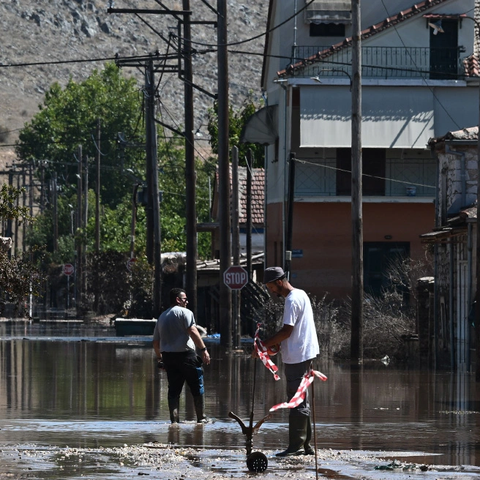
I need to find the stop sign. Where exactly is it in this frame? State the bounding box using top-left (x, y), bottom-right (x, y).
top-left (63, 263), bottom-right (74, 276)
top-left (126, 257), bottom-right (137, 272)
top-left (224, 265), bottom-right (248, 290)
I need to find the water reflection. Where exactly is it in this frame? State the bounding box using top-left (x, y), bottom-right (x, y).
top-left (0, 323), bottom-right (479, 467)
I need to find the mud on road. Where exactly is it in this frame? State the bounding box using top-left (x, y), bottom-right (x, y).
top-left (0, 442), bottom-right (478, 479)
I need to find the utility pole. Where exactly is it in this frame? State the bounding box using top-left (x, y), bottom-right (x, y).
top-left (76, 145), bottom-right (83, 317)
top-left (217, 0), bottom-right (232, 347)
top-left (285, 153), bottom-right (296, 278)
top-left (183, 0), bottom-right (198, 320)
top-left (145, 58), bottom-right (162, 317)
top-left (246, 149), bottom-right (253, 280)
top-left (94, 119), bottom-right (101, 313)
top-left (53, 172), bottom-right (58, 253)
top-left (350, 0), bottom-right (363, 364)
top-left (95, 119), bottom-right (101, 253)
top-left (232, 147), bottom-right (241, 348)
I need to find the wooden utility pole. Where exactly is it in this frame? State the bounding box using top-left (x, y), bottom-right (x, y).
top-left (246, 149), bottom-right (253, 280)
top-left (53, 172), bottom-right (58, 253)
top-left (232, 147), bottom-right (241, 348)
top-left (145, 59), bottom-right (162, 317)
top-left (476, 60), bottom-right (480, 379)
top-left (285, 153), bottom-right (296, 278)
top-left (183, 0), bottom-right (198, 320)
top-left (350, 0), bottom-right (363, 364)
top-left (76, 145), bottom-right (83, 316)
top-left (217, 0), bottom-right (232, 347)
top-left (95, 119), bottom-right (101, 253)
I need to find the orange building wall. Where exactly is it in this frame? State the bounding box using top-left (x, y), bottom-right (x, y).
top-left (266, 202), bottom-right (434, 299)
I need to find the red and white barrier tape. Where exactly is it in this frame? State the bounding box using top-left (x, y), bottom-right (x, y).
top-left (254, 323), bottom-right (280, 381)
top-left (269, 369), bottom-right (327, 412)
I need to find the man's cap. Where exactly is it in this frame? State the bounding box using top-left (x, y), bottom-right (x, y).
top-left (263, 266), bottom-right (285, 284)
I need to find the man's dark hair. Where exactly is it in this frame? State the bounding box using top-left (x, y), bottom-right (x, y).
top-left (170, 288), bottom-right (186, 305)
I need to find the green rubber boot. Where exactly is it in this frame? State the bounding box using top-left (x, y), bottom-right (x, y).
top-left (193, 395), bottom-right (210, 423)
top-left (276, 415), bottom-right (308, 457)
top-left (304, 417), bottom-right (314, 455)
top-left (168, 397), bottom-right (180, 424)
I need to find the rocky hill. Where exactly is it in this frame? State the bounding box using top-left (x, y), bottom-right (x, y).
top-left (0, 0), bottom-right (268, 167)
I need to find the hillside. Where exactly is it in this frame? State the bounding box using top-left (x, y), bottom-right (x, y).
top-left (0, 0), bottom-right (268, 167)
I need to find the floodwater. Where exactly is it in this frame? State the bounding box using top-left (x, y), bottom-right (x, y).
top-left (1, 321), bottom-right (480, 479)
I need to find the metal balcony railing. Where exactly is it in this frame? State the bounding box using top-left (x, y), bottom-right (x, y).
top-left (295, 158), bottom-right (436, 197)
top-left (288, 46), bottom-right (465, 80)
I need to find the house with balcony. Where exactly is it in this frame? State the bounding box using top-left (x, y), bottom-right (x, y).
top-left (260, 0), bottom-right (479, 300)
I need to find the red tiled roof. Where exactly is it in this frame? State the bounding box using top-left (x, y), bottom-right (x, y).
top-left (277, 0), bottom-right (451, 78)
top-left (238, 167), bottom-right (265, 225)
top-left (212, 165), bottom-right (265, 225)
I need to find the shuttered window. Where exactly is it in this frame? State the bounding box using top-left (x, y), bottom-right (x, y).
top-left (305, 0), bottom-right (352, 24)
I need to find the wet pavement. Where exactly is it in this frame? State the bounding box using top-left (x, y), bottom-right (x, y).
top-left (1, 320), bottom-right (480, 478)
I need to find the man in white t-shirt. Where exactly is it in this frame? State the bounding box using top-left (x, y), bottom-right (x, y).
top-left (262, 266), bottom-right (319, 456)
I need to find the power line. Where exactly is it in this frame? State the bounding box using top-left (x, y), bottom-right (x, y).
top-left (295, 158), bottom-right (436, 190)
top-left (170, 0), bottom-right (315, 48)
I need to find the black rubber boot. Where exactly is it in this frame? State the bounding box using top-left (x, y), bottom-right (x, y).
top-left (276, 415), bottom-right (308, 457)
top-left (168, 397), bottom-right (180, 424)
top-left (193, 395), bottom-right (209, 423)
top-left (304, 417), bottom-right (314, 455)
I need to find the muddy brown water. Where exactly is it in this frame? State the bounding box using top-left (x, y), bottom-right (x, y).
top-left (1, 321), bottom-right (480, 479)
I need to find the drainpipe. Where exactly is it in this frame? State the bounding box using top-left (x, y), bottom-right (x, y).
top-left (272, 79), bottom-right (289, 270)
top-left (467, 222), bottom-right (473, 369)
top-left (430, 146), bottom-right (440, 369)
top-left (262, 90), bottom-right (268, 271)
top-left (449, 241), bottom-right (455, 370)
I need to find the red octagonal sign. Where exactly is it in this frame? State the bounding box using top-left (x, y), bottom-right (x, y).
top-left (224, 265), bottom-right (248, 290)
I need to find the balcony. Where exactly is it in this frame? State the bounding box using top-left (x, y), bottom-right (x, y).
top-left (295, 157), bottom-right (436, 198)
top-left (289, 45), bottom-right (466, 80)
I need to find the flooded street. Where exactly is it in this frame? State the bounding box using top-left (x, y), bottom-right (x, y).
top-left (1, 321), bottom-right (480, 478)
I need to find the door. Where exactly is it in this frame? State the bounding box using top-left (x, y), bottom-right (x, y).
top-left (430, 19), bottom-right (459, 80)
top-left (364, 242), bottom-right (410, 298)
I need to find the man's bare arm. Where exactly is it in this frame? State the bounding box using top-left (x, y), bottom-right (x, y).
top-left (263, 324), bottom-right (294, 347)
top-left (187, 325), bottom-right (211, 365)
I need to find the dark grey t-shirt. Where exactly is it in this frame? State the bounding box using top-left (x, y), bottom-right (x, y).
top-left (153, 305), bottom-right (196, 352)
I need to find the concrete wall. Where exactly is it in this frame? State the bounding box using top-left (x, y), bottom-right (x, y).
top-left (266, 200), bottom-right (434, 299)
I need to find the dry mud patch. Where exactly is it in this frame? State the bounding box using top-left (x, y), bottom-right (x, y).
top-left (0, 443), bottom-right (479, 479)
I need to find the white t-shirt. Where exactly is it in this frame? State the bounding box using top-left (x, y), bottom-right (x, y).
top-left (281, 288), bottom-right (320, 364)
top-left (153, 305), bottom-right (196, 352)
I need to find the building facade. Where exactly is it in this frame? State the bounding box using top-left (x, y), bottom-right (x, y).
top-left (261, 0), bottom-right (479, 299)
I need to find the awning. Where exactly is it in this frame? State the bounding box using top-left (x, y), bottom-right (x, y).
top-left (240, 105), bottom-right (278, 145)
top-left (305, 0), bottom-right (352, 24)
top-left (300, 86), bottom-right (435, 148)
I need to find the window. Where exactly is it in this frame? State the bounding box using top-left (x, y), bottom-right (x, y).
top-left (310, 23), bottom-right (345, 37)
top-left (336, 148), bottom-right (386, 196)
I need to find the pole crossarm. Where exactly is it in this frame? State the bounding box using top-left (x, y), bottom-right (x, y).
top-left (179, 77), bottom-right (218, 99)
top-left (153, 118), bottom-right (184, 137)
top-left (108, 8), bottom-right (191, 15)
